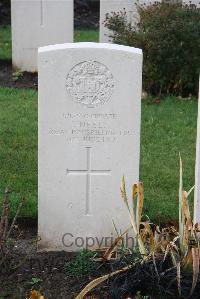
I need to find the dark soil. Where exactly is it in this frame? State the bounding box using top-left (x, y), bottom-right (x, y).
top-left (0, 222), bottom-right (110, 299)
top-left (0, 60), bottom-right (38, 89)
top-left (1, 220), bottom-right (200, 299)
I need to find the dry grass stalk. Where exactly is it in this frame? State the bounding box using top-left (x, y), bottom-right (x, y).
top-left (0, 190), bottom-right (26, 269)
top-left (0, 189), bottom-right (10, 249)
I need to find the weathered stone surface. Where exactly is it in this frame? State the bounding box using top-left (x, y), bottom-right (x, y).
top-left (38, 42), bottom-right (142, 251)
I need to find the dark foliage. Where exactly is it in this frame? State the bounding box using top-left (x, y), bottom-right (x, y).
top-left (74, 0), bottom-right (100, 29)
top-left (0, 0), bottom-right (10, 25)
top-left (107, 258), bottom-right (200, 299)
top-left (0, 0), bottom-right (100, 28)
top-left (104, 2), bottom-right (200, 97)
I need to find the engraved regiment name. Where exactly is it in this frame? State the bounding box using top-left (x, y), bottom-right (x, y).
top-left (66, 60), bottom-right (115, 108)
top-left (48, 112), bottom-right (134, 144)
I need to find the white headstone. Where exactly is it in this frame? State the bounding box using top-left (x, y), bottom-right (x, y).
top-left (183, 0), bottom-right (200, 7)
top-left (194, 77), bottom-right (200, 224)
top-left (38, 42), bottom-right (142, 251)
top-left (100, 0), bottom-right (136, 43)
top-left (11, 0), bottom-right (73, 72)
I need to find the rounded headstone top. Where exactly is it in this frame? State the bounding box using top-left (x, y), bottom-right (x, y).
top-left (38, 42), bottom-right (142, 56)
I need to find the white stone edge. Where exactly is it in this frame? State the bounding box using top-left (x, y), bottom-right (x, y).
top-left (194, 75), bottom-right (200, 223)
top-left (38, 42), bottom-right (142, 55)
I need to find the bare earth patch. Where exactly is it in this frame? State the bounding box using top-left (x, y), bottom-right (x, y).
top-left (0, 60), bottom-right (38, 89)
top-left (0, 221), bottom-right (109, 299)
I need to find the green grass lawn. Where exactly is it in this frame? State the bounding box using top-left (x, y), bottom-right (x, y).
top-left (0, 25), bottom-right (99, 60)
top-left (140, 98), bottom-right (197, 222)
top-left (74, 29), bottom-right (99, 42)
top-left (0, 88), bottom-right (38, 217)
top-left (0, 88), bottom-right (197, 221)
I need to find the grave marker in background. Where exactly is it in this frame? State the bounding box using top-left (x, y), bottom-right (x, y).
top-left (11, 0), bottom-right (73, 72)
top-left (183, 0), bottom-right (200, 7)
top-left (38, 42), bottom-right (142, 251)
top-left (100, 0), bottom-right (136, 43)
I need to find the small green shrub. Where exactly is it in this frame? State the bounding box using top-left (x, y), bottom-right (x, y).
top-left (65, 250), bottom-right (96, 278)
top-left (28, 277), bottom-right (43, 287)
top-left (104, 2), bottom-right (200, 96)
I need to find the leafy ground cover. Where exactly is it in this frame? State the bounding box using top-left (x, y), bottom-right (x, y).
top-left (0, 88), bottom-right (197, 221)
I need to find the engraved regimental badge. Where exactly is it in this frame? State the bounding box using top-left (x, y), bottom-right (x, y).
top-left (66, 60), bottom-right (114, 108)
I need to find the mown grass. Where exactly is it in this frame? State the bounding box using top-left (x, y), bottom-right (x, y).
top-left (140, 98), bottom-right (197, 222)
top-left (74, 29), bottom-right (99, 42)
top-left (0, 88), bottom-right (37, 217)
top-left (0, 87), bottom-right (197, 221)
top-left (0, 25), bottom-right (99, 60)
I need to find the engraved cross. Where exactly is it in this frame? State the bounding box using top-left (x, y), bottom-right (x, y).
top-left (40, 0), bottom-right (44, 26)
top-left (66, 147), bottom-right (111, 215)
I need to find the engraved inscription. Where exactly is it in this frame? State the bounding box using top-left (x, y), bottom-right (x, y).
top-left (48, 112), bottom-right (134, 143)
top-left (66, 61), bottom-right (114, 108)
top-left (66, 147), bottom-right (111, 215)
